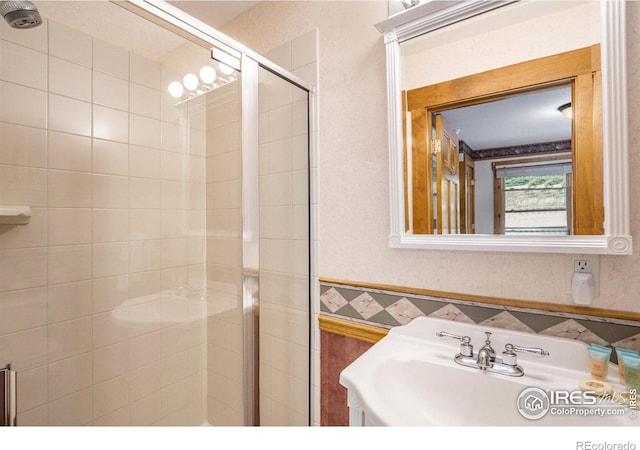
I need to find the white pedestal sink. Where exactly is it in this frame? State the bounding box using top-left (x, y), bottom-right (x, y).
top-left (339, 316), bottom-right (638, 426)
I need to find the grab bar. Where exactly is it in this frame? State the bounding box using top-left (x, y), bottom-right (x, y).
top-left (1, 364), bottom-right (16, 426)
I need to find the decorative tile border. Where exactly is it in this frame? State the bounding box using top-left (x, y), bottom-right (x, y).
top-left (320, 282), bottom-right (640, 363)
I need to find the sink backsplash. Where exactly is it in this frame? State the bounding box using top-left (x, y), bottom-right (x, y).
top-left (320, 281), bottom-right (640, 363)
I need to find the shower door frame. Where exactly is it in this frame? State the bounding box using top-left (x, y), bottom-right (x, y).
top-left (119, 0), bottom-right (314, 426)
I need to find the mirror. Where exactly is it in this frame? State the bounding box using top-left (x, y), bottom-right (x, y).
top-left (376, 0), bottom-right (631, 254)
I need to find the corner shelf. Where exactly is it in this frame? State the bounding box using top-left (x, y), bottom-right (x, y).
top-left (0, 206), bottom-right (32, 225)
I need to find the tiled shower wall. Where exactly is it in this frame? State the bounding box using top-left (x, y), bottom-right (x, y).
top-left (0, 18), bottom-right (208, 425)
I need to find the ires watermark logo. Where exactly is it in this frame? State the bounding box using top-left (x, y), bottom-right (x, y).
top-left (516, 387), bottom-right (637, 420)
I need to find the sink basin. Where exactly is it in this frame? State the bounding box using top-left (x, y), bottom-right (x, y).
top-left (339, 316), bottom-right (637, 426)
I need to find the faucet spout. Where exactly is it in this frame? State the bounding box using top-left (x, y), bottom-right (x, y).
top-left (476, 347), bottom-right (491, 370)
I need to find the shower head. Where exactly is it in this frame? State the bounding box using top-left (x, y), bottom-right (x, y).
top-left (0, 1), bottom-right (42, 29)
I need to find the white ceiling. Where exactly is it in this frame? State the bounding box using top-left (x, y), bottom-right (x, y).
top-left (440, 85), bottom-right (572, 151)
top-left (168, 1), bottom-right (259, 29)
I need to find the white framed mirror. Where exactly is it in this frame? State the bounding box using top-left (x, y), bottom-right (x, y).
top-left (376, 0), bottom-right (631, 254)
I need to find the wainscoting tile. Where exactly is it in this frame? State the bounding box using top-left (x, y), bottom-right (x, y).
top-left (320, 282), bottom-right (640, 363)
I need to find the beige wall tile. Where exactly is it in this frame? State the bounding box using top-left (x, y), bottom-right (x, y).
top-left (0, 81), bottom-right (46, 128)
top-left (161, 379), bottom-right (187, 416)
top-left (0, 247), bottom-right (47, 292)
top-left (48, 170), bottom-right (92, 208)
top-left (130, 54), bottom-right (161, 90)
top-left (0, 165), bottom-right (47, 207)
top-left (93, 340), bottom-right (130, 384)
top-left (93, 38), bottom-right (129, 80)
top-left (0, 325), bottom-right (47, 371)
top-left (94, 105), bottom-right (129, 143)
top-left (92, 242), bottom-right (129, 278)
top-left (93, 405), bottom-right (130, 426)
top-left (0, 287), bottom-right (46, 335)
top-left (291, 29), bottom-right (318, 70)
top-left (16, 365), bottom-right (47, 413)
top-left (130, 83), bottom-right (161, 119)
top-left (93, 174), bottom-right (128, 209)
top-left (93, 373), bottom-right (131, 419)
top-left (48, 388), bottom-right (93, 426)
top-left (161, 238), bottom-right (188, 269)
top-left (161, 122), bottom-right (182, 153)
top-left (130, 330), bottom-right (163, 371)
top-left (162, 181), bottom-right (188, 211)
top-left (129, 270), bottom-right (162, 304)
top-left (49, 94), bottom-right (91, 136)
top-left (93, 70), bottom-right (129, 111)
top-left (161, 150), bottom-right (185, 181)
top-left (48, 316), bottom-right (92, 362)
top-left (93, 139), bottom-right (129, 176)
top-left (48, 208), bottom-right (92, 246)
top-left (49, 21), bottom-right (92, 67)
top-left (48, 131), bottom-right (92, 172)
top-left (130, 145), bottom-right (160, 179)
top-left (49, 56), bottom-right (91, 101)
top-left (48, 280), bottom-right (92, 324)
top-left (130, 114), bottom-right (161, 149)
top-left (129, 209), bottom-right (162, 240)
top-left (130, 391), bottom-right (161, 426)
top-left (48, 352), bottom-right (92, 400)
top-left (93, 310), bottom-right (130, 349)
top-left (0, 39), bottom-right (47, 90)
top-left (48, 244), bottom-right (92, 285)
top-left (92, 275), bottom-right (129, 314)
top-left (129, 239), bottom-right (162, 273)
top-left (0, 123), bottom-right (47, 168)
top-left (129, 177), bottom-right (161, 209)
top-left (129, 361), bottom-right (162, 402)
top-left (93, 209), bottom-right (129, 243)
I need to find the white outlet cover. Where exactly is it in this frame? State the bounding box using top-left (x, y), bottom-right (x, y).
top-left (565, 254), bottom-right (600, 297)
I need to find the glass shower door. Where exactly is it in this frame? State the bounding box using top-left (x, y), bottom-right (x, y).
top-left (257, 66), bottom-right (310, 426)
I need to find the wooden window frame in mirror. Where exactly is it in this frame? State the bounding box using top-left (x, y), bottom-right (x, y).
top-left (406, 46), bottom-right (603, 236)
top-left (376, 0), bottom-right (631, 255)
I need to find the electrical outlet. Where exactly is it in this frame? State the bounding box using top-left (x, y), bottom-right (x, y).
top-left (575, 260), bottom-right (592, 273)
top-left (565, 254), bottom-right (600, 296)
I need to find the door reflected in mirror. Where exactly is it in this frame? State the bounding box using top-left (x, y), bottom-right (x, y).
top-left (403, 44), bottom-right (603, 237)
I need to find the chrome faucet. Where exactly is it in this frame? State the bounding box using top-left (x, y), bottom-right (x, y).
top-left (437, 330), bottom-right (549, 377)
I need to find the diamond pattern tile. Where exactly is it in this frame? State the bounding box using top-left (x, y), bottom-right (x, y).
top-left (428, 304), bottom-right (474, 323)
top-left (350, 293), bottom-right (384, 320)
top-left (479, 311), bottom-right (535, 333)
top-left (319, 282), bottom-right (640, 361)
top-left (386, 298), bottom-right (424, 325)
top-left (576, 320), bottom-right (640, 344)
top-left (321, 287), bottom-right (348, 313)
top-left (612, 333), bottom-right (640, 354)
top-left (539, 319), bottom-right (609, 347)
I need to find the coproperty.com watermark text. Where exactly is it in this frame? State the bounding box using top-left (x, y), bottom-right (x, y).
top-left (516, 387), bottom-right (637, 420)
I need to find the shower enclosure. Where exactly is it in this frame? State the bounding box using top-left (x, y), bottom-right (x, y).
top-left (0, 0), bottom-right (312, 426)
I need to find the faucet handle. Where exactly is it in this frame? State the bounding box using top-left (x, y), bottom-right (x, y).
top-left (436, 331), bottom-right (473, 356)
top-left (502, 343), bottom-right (550, 366)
